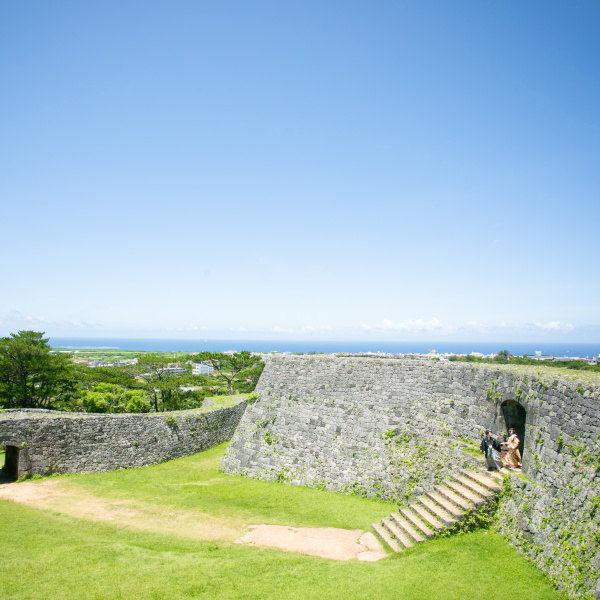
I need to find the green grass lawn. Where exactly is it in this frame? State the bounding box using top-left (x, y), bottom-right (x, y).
top-left (59, 443), bottom-right (393, 530)
top-left (0, 444), bottom-right (566, 600)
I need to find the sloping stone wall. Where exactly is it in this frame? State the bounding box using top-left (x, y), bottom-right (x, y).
top-left (222, 355), bottom-right (600, 598)
top-left (222, 356), bottom-right (499, 501)
top-left (0, 400), bottom-right (247, 476)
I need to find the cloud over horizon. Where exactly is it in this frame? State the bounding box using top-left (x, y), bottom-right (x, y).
top-left (0, 309), bottom-right (597, 343)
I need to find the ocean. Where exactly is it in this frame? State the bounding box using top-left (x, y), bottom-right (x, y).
top-left (48, 337), bottom-right (600, 357)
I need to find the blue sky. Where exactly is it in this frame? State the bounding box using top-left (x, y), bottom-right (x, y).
top-left (1, 1), bottom-right (599, 341)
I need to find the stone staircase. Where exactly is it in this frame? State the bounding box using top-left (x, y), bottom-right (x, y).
top-left (373, 469), bottom-right (506, 552)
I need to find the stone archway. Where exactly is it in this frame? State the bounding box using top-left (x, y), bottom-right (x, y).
top-left (1, 445), bottom-right (20, 481)
top-left (500, 400), bottom-right (526, 457)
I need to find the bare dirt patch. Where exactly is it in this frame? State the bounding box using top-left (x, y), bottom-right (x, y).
top-left (0, 480), bottom-right (386, 561)
top-left (0, 479), bottom-right (241, 541)
top-left (235, 524), bottom-right (387, 561)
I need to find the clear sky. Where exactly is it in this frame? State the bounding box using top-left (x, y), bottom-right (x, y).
top-left (1, 1), bottom-right (599, 341)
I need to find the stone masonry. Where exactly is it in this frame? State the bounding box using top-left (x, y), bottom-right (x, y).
top-left (222, 355), bottom-right (600, 599)
top-left (0, 399), bottom-right (248, 477)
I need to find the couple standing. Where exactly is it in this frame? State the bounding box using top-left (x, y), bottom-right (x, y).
top-left (480, 428), bottom-right (521, 471)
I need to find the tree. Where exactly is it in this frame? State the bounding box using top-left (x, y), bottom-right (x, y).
top-left (0, 330), bottom-right (76, 409)
top-left (74, 383), bottom-right (150, 413)
top-left (74, 364), bottom-right (141, 388)
top-left (192, 352), bottom-right (264, 393)
top-left (495, 350), bottom-right (512, 361)
top-left (134, 356), bottom-right (200, 412)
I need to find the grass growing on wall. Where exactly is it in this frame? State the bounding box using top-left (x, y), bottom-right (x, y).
top-left (473, 362), bottom-right (600, 386)
top-left (198, 393), bottom-right (254, 412)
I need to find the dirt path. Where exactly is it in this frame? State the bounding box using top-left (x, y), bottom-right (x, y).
top-left (235, 525), bottom-right (386, 561)
top-left (0, 480), bottom-right (387, 561)
top-left (0, 479), bottom-right (242, 541)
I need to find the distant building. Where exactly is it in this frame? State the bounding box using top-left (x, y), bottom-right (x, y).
top-left (159, 367), bottom-right (187, 375)
top-left (192, 362), bottom-right (214, 375)
top-left (113, 358), bottom-right (138, 367)
top-left (526, 351), bottom-right (554, 360)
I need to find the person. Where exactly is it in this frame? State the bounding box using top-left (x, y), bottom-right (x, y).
top-left (480, 430), bottom-right (503, 471)
top-left (502, 427), bottom-right (522, 469)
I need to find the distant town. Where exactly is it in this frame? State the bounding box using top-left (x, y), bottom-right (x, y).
top-left (54, 348), bottom-right (600, 368)
top-left (336, 349), bottom-right (599, 365)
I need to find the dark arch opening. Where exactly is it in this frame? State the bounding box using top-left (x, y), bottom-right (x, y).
top-left (0, 445), bottom-right (19, 482)
top-left (501, 400), bottom-right (526, 457)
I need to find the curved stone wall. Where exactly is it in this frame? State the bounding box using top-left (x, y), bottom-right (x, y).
top-left (222, 355), bottom-right (600, 598)
top-left (222, 356), bottom-right (504, 499)
top-left (0, 399), bottom-right (248, 477)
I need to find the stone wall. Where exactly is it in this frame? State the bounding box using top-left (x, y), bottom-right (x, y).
top-left (222, 355), bottom-right (600, 598)
top-left (0, 399), bottom-right (248, 476)
top-left (222, 356), bottom-right (499, 501)
top-left (489, 370), bottom-right (600, 599)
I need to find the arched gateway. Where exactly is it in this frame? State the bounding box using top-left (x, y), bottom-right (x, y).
top-left (1, 445), bottom-right (20, 481)
top-left (500, 399), bottom-right (526, 457)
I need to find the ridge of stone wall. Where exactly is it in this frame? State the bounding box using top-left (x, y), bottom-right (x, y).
top-left (222, 355), bottom-right (600, 598)
top-left (0, 400), bottom-right (248, 476)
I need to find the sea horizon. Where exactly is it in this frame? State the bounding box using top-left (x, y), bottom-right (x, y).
top-left (47, 337), bottom-right (600, 357)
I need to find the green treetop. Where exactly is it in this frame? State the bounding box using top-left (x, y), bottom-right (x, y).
top-left (0, 330), bottom-right (76, 409)
top-left (191, 351), bottom-right (264, 393)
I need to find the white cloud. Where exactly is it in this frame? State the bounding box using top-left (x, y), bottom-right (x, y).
top-left (0, 310), bottom-right (46, 326)
top-left (181, 324), bottom-right (209, 332)
top-left (464, 320), bottom-right (483, 328)
top-left (530, 321), bottom-right (574, 332)
top-left (270, 326), bottom-right (295, 334)
top-left (300, 324), bottom-right (334, 333)
top-left (0, 310), bottom-right (99, 332)
top-left (359, 318), bottom-right (582, 338)
top-left (367, 317), bottom-right (445, 332)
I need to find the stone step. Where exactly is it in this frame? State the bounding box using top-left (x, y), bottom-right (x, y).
top-left (446, 480), bottom-right (487, 505)
top-left (391, 512), bottom-right (426, 543)
top-left (399, 506), bottom-right (435, 539)
top-left (411, 502), bottom-right (444, 531)
top-left (382, 517), bottom-right (414, 549)
top-left (418, 495), bottom-right (456, 526)
top-left (486, 470), bottom-right (505, 483)
top-left (453, 474), bottom-right (493, 498)
top-left (372, 468), bottom-right (505, 554)
top-left (426, 491), bottom-right (465, 518)
top-left (435, 485), bottom-right (475, 511)
top-left (462, 470), bottom-right (502, 491)
top-left (372, 522), bottom-right (401, 552)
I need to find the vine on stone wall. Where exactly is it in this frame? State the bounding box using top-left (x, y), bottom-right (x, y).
top-left (496, 472), bottom-right (599, 600)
